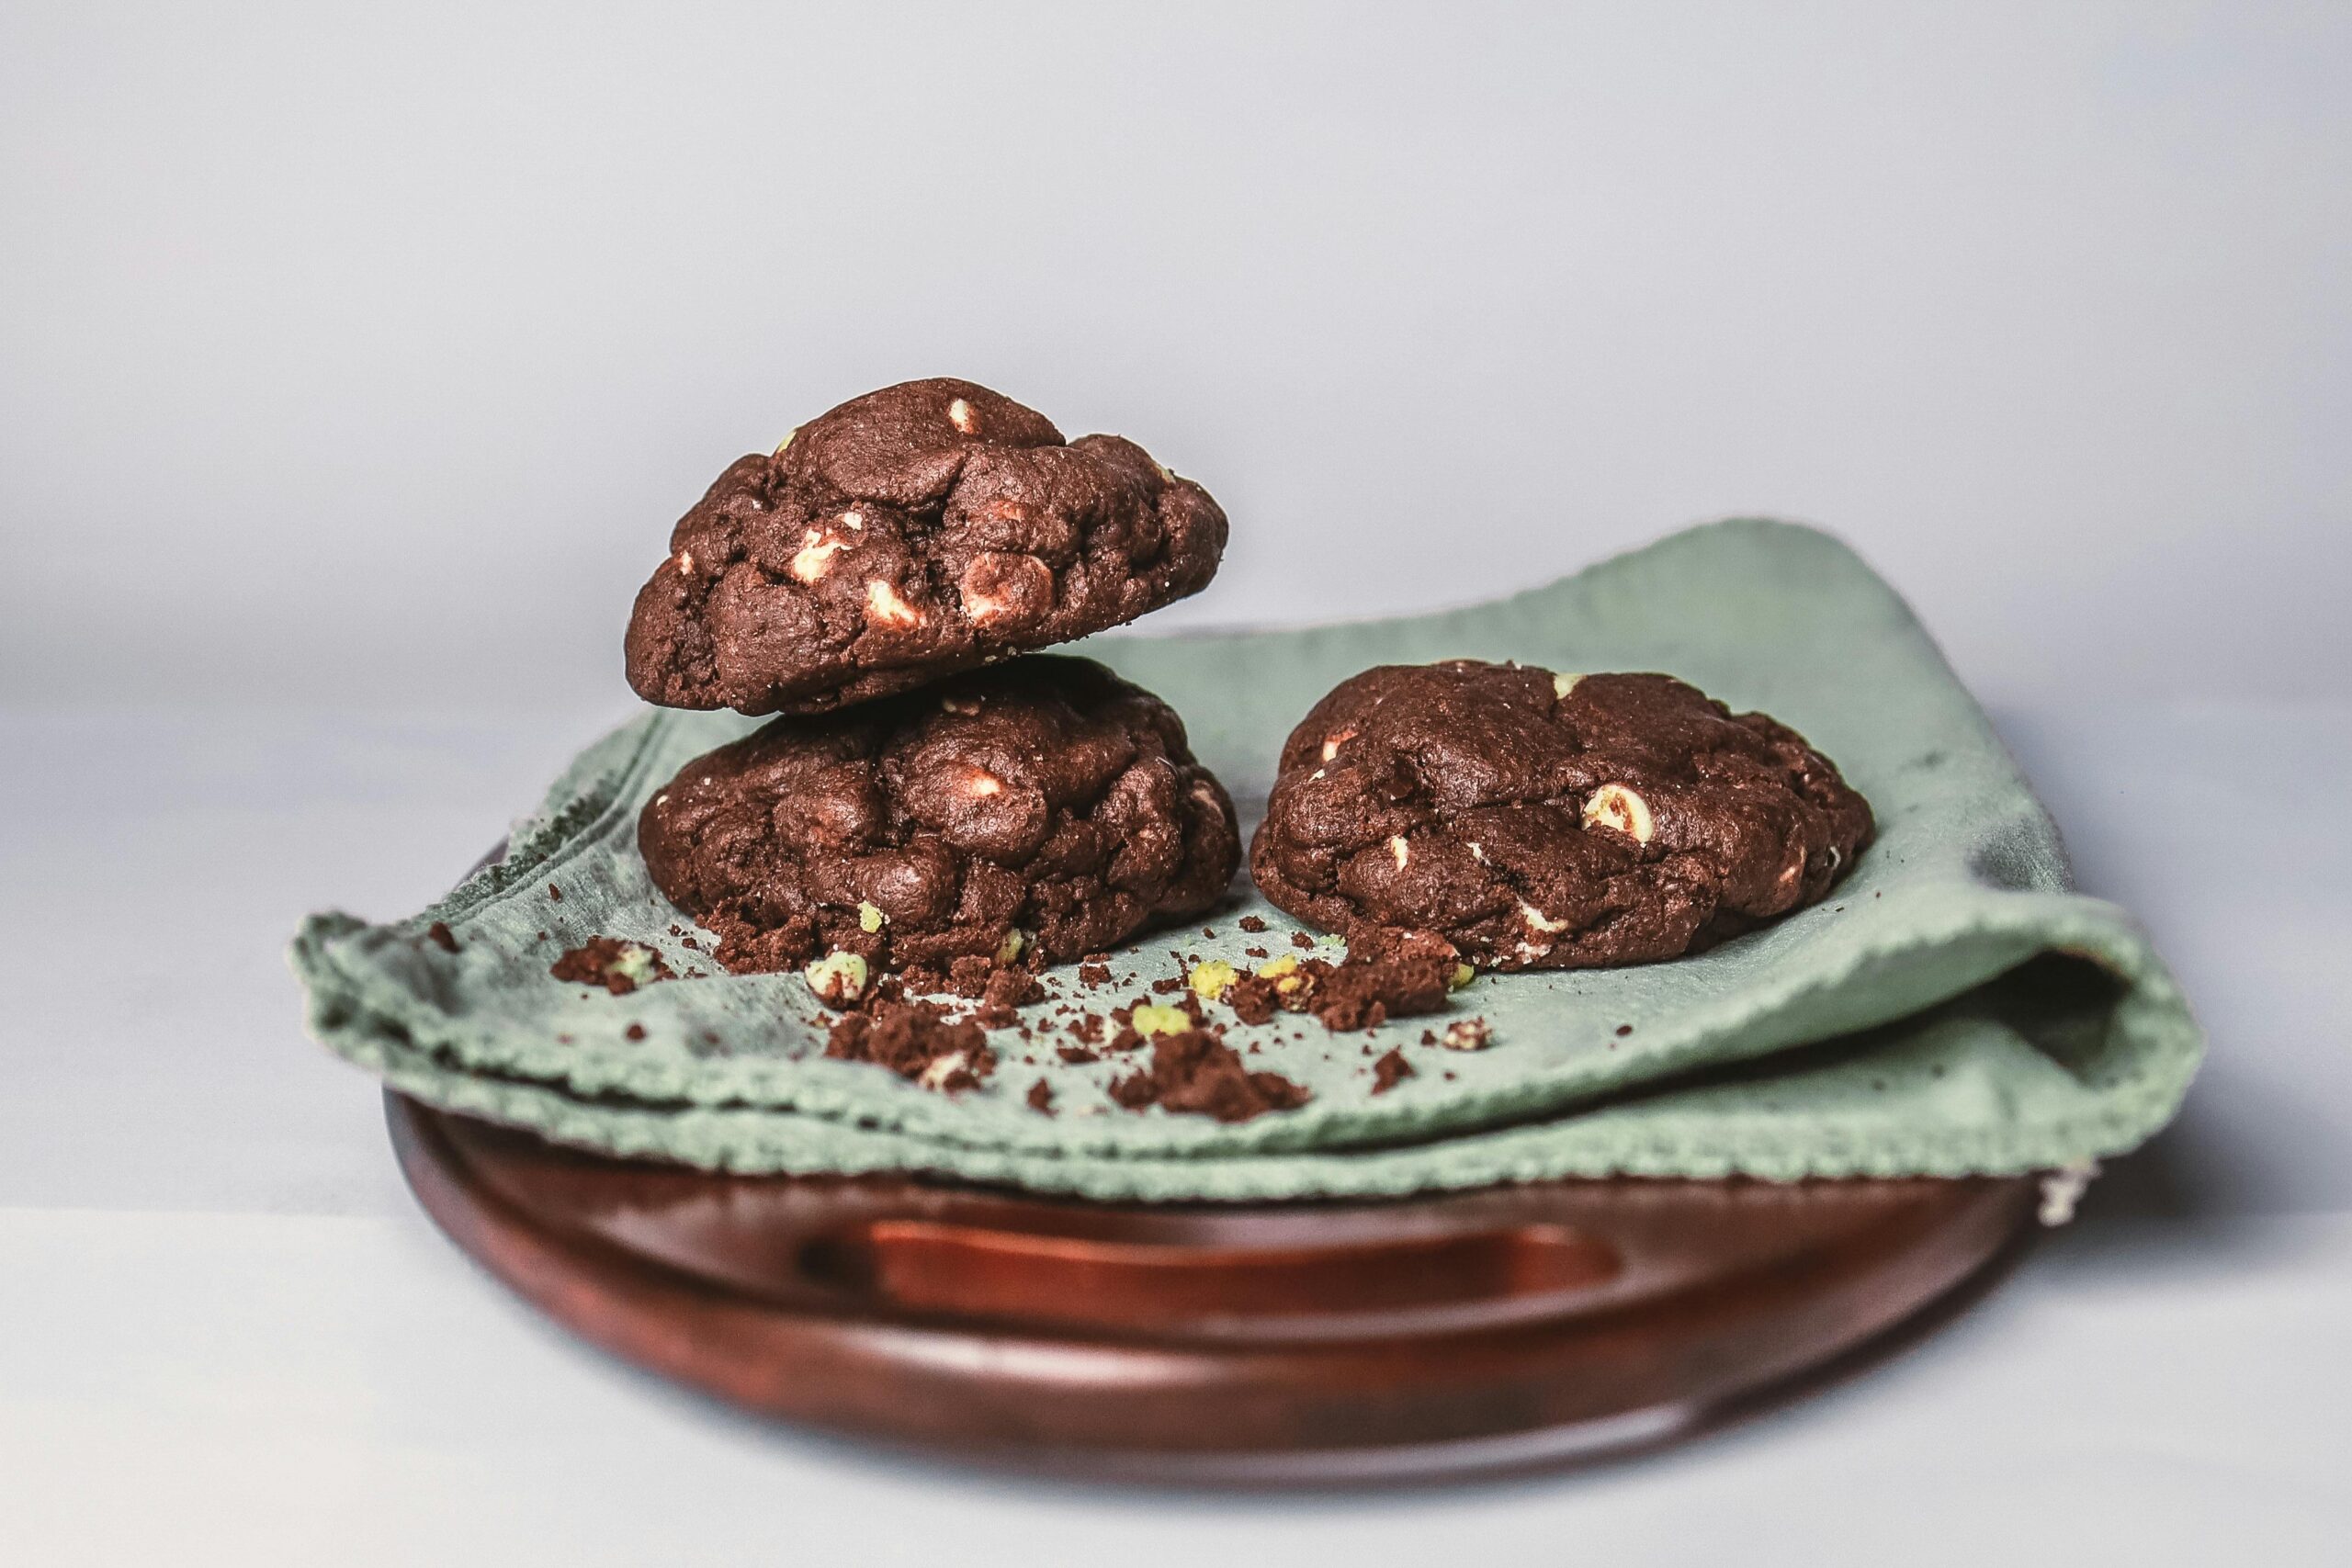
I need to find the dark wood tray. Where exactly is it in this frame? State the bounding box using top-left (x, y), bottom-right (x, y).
top-left (387, 1091), bottom-right (2039, 1483)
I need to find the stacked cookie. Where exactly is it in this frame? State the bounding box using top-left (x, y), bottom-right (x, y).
top-left (627, 379), bottom-right (1241, 999)
top-left (627, 378), bottom-right (1872, 1011)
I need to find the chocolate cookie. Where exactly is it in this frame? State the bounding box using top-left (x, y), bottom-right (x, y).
top-left (1250, 663), bottom-right (1872, 969)
top-left (639, 656), bottom-right (1239, 988)
top-left (626, 378), bottom-right (1227, 715)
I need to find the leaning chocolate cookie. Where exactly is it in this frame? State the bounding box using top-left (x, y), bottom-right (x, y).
top-left (639, 656), bottom-right (1239, 990)
top-left (626, 378), bottom-right (1227, 715)
top-left (1250, 663), bottom-right (1872, 969)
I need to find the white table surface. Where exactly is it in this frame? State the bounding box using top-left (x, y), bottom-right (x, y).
top-left (4, 699), bottom-right (2347, 1567)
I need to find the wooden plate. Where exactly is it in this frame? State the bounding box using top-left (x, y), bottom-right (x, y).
top-left (387, 1092), bottom-right (2039, 1483)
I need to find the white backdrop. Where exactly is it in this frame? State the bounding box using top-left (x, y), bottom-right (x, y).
top-left (4, 1), bottom-right (2346, 714)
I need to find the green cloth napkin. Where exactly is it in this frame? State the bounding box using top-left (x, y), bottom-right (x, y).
top-left (290, 520), bottom-right (2201, 1199)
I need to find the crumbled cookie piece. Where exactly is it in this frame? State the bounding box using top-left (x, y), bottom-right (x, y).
top-left (1216, 950), bottom-right (1449, 1032)
top-left (1251, 664), bottom-right (1872, 968)
top-left (1440, 1017), bottom-right (1492, 1051)
top-left (1305, 953), bottom-right (1452, 1032)
top-left (1371, 1047), bottom-right (1415, 1093)
top-left (1107, 1029), bottom-right (1310, 1122)
top-left (971, 965), bottom-right (1046, 1028)
top-left (626, 378), bottom-right (1228, 715)
top-left (425, 920), bottom-right (459, 953)
top-left (548, 937), bottom-right (676, 996)
top-left (825, 998), bottom-right (994, 1089)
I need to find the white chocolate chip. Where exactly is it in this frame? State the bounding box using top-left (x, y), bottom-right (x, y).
top-left (919, 1051), bottom-right (969, 1091)
top-left (1553, 672), bottom-right (1584, 699)
top-left (966, 770), bottom-right (1003, 797)
top-left (789, 528), bottom-right (847, 583)
top-left (674, 549), bottom-right (695, 575)
top-left (1320, 728), bottom-right (1356, 762)
top-left (803, 950), bottom-right (870, 1006)
top-left (841, 509), bottom-right (865, 531)
top-left (1467, 841), bottom-right (1487, 863)
top-left (1440, 1018), bottom-right (1492, 1051)
top-left (947, 397), bottom-right (979, 434)
top-left (957, 554), bottom-right (1050, 625)
top-left (864, 579), bottom-right (922, 627)
top-left (1518, 898), bottom-right (1571, 934)
top-left (1309, 768), bottom-right (1327, 782)
top-left (2038, 1159), bottom-right (2098, 1225)
top-left (1582, 784), bottom-right (1655, 844)
top-left (996, 928), bottom-right (1028, 964)
top-left (773, 427), bottom-right (798, 457)
top-left (941, 694), bottom-right (979, 714)
top-left (1388, 835), bottom-right (1411, 869)
top-left (605, 945), bottom-right (661, 987)
top-left (857, 901), bottom-right (886, 934)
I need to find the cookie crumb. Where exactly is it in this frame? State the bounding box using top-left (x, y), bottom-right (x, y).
top-left (624, 1022), bottom-right (647, 1042)
top-left (827, 998), bottom-right (994, 1091)
top-left (1371, 1048), bottom-right (1415, 1094)
top-left (1026, 1079), bottom-right (1055, 1113)
top-left (1440, 1017), bottom-right (1492, 1052)
top-left (425, 920), bottom-right (459, 953)
top-left (549, 937), bottom-right (675, 996)
top-left (1106, 1030), bottom-right (1310, 1122)
top-left (1238, 915), bottom-right (1268, 933)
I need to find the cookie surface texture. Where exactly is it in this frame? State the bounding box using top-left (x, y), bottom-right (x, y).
top-left (1250, 662), bottom-right (1872, 968)
top-left (626, 378), bottom-right (1228, 715)
top-left (639, 655), bottom-right (1240, 976)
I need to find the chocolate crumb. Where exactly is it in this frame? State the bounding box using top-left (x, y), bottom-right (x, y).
top-left (826, 998), bottom-right (994, 1091)
top-left (1057, 1044), bottom-right (1100, 1065)
top-left (624, 1022), bottom-right (647, 1042)
top-left (1238, 915), bottom-right (1268, 933)
top-left (1026, 1079), bottom-right (1055, 1113)
top-left (1290, 931), bottom-right (1315, 950)
top-left (1615, 1024), bottom-right (1633, 1036)
top-left (1441, 1017), bottom-right (1492, 1052)
top-left (547, 885), bottom-right (562, 901)
top-left (1150, 976), bottom-right (1184, 994)
top-left (1077, 962), bottom-right (1112, 987)
top-left (1106, 1030), bottom-right (1310, 1122)
top-left (971, 965), bottom-right (1046, 1028)
top-left (1244, 945), bottom-right (1268, 959)
top-left (425, 920), bottom-right (459, 953)
top-left (548, 937), bottom-right (676, 996)
top-left (1371, 1048), bottom-right (1414, 1094)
